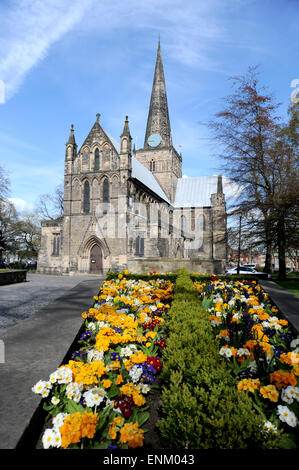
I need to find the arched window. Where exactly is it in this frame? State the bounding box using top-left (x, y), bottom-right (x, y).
top-left (169, 210), bottom-right (173, 234)
top-left (199, 215), bottom-right (205, 231)
top-left (135, 235), bottom-right (144, 257)
top-left (103, 178), bottom-right (110, 203)
top-left (94, 148), bottom-right (100, 170)
top-left (150, 160), bottom-right (156, 172)
top-left (83, 180), bottom-right (90, 213)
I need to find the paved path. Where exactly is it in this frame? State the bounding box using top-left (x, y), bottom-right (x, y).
top-left (0, 275), bottom-right (103, 449)
top-left (260, 280), bottom-right (299, 334)
top-left (0, 273), bottom-right (101, 337)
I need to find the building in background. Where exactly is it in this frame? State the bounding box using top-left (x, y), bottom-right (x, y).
top-left (37, 42), bottom-right (227, 275)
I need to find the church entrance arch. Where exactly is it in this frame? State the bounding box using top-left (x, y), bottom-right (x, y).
top-left (90, 244), bottom-right (103, 274)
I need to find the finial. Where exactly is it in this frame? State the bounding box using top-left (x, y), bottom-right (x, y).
top-left (96, 113), bottom-right (100, 123)
top-left (71, 124), bottom-right (74, 131)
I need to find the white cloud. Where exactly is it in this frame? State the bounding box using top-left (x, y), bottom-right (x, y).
top-left (0, 0), bottom-right (95, 100)
top-left (8, 197), bottom-right (35, 214)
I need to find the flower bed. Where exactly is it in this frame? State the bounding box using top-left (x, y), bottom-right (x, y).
top-left (195, 277), bottom-right (299, 448)
top-left (32, 272), bottom-right (173, 449)
top-left (157, 269), bottom-right (282, 449)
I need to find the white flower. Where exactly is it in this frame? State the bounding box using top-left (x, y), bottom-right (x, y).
top-left (247, 360), bottom-right (258, 373)
top-left (219, 347), bottom-right (232, 358)
top-left (32, 380), bottom-right (47, 395)
top-left (52, 413), bottom-right (67, 429)
top-left (281, 389), bottom-right (293, 404)
top-left (65, 382), bottom-right (83, 401)
top-left (129, 365), bottom-right (143, 383)
top-left (87, 348), bottom-right (104, 363)
top-left (237, 348), bottom-right (250, 357)
top-left (290, 338), bottom-right (299, 350)
top-left (87, 322), bottom-right (97, 331)
top-left (51, 430), bottom-right (62, 448)
top-left (56, 366), bottom-right (73, 384)
top-left (42, 428), bottom-right (57, 449)
top-left (277, 405), bottom-right (298, 427)
top-left (283, 386), bottom-right (299, 403)
top-left (51, 396), bottom-right (60, 405)
top-left (263, 421), bottom-right (278, 433)
top-left (120, 345), bottom-right (137, 357)
top-left (83, 387), bottom-right (106, 408)
top-left (42, 388), bottom-right (50, 398)
top-left (137, 384), bottom-right (150, 394)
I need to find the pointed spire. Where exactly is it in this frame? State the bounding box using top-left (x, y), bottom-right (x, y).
top-left (121, 115), bottom-right (131, 138)
top-left (66, 124), bottom-right (76, 145)
top-left (144, 41), bottom-right (172, 148)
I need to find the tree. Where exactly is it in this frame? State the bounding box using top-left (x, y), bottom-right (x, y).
top-left (14, 215), bottom-right (41, 262)
top-left (208, 66), bottom-right (298, 279)
top-left (36, 182), bottom-right (64, 221)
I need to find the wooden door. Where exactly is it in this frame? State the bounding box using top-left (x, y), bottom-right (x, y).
top-left (90, 244), bottom-right (103, 274)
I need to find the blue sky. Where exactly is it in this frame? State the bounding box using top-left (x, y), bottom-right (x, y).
top-left (0, 0), bottom-right (298, 213)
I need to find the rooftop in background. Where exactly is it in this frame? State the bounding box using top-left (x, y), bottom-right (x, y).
top-left (174, 175), bottom-right (220, 208)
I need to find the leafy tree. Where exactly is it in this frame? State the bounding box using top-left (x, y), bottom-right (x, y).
top-left (209, 66), bottom-right (298, 279)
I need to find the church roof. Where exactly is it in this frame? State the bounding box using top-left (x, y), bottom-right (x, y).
top-left (174, 176), bottom-right (219, 208)
top-left (131, 156), bottom-right (171, 204)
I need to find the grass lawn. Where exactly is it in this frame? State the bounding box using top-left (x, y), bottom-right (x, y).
top-left (274, 280), bottom-right (299, 298)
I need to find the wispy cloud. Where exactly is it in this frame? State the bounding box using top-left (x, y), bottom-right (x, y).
top-left (0, 0), bottom-right (95, 101)
top-left (8, 197), bottom-right (35, 214)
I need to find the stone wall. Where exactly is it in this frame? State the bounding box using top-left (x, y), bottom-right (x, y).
top-left (127, 257), bottom-right (224, 274)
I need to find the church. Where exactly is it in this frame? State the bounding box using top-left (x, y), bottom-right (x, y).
top-left (37, 42), bottom-right (227, 276)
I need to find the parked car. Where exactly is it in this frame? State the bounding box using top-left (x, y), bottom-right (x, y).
top-left (225, 266), bottom-right (271, 278)
top-left (26, 261), bottom-right (37, 269)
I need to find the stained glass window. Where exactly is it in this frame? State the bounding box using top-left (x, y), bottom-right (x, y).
top-left (83, 180), bottom-right (90, 213)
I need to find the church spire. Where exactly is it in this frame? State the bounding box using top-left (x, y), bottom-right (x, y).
top-left (144, 41), bottom-right (172, 148)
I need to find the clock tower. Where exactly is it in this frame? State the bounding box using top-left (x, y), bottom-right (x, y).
top-left (135, 40), bottom-right (182, 203)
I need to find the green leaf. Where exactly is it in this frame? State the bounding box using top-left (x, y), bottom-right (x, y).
top-left (65, 400), bottom-right (86, 415)
top-left (136, 411), bottom-right (150, 427)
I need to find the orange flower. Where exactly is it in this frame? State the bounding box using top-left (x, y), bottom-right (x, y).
top-left (270, 370), bottom-right (297, 390)
top-left (115, 374), bottom-right (124, 385)
top-left (60, 411), bottom-right (98, 449)
top-left (259, 384), bottom-right (279, 402)
top-left (237, 378), bottom-right (260, 393)
top-left (120, 422), bottom-right (144, 448)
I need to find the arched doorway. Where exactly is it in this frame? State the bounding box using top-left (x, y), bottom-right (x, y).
top-left (90, 244), bottom-right (103, 274)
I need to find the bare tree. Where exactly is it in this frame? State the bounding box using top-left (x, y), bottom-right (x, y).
top-left (36, 182), bottom-right (64, 221)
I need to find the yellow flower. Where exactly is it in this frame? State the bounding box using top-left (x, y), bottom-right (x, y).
top-left (237, 378), bottom-right (260, 393)
top-left (60, 411), bottom-right (98, 449)
top-left (259, 384), bottom-right (279, 402)
top-left (102, 379), bottom-right (112, 389)
top-left (120, 422), bottom-right (144, 448)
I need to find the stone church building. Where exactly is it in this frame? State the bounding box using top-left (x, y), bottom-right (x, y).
top-left (37, 42), bottom-right (227, 275)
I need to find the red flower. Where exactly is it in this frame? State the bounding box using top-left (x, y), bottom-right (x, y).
top-left (147, 357), bottom-right (162, 372)
top-left (211, 275), bottom-right (216, 282)
top-left (153, 270), bottom-right (157, 274)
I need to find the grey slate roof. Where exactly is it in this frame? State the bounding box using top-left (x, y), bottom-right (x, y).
top-left (174, 176), bottom-right (219, 208)
top-left (131, 156), bottom-right (170, 204)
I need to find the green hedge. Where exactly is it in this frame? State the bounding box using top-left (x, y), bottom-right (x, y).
top-left (157, 269), bottom-right (282, 449)
top-left (105, 271), bottom-right (178, 283)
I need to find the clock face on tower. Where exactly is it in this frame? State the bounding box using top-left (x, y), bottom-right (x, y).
top-left (147, 133), bottom-right (162, 147)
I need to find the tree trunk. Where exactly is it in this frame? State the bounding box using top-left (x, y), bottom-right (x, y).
top-left (277, 213), bottom-right (287, 281)
top-left (263, 219), bottom-right (272, 273)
